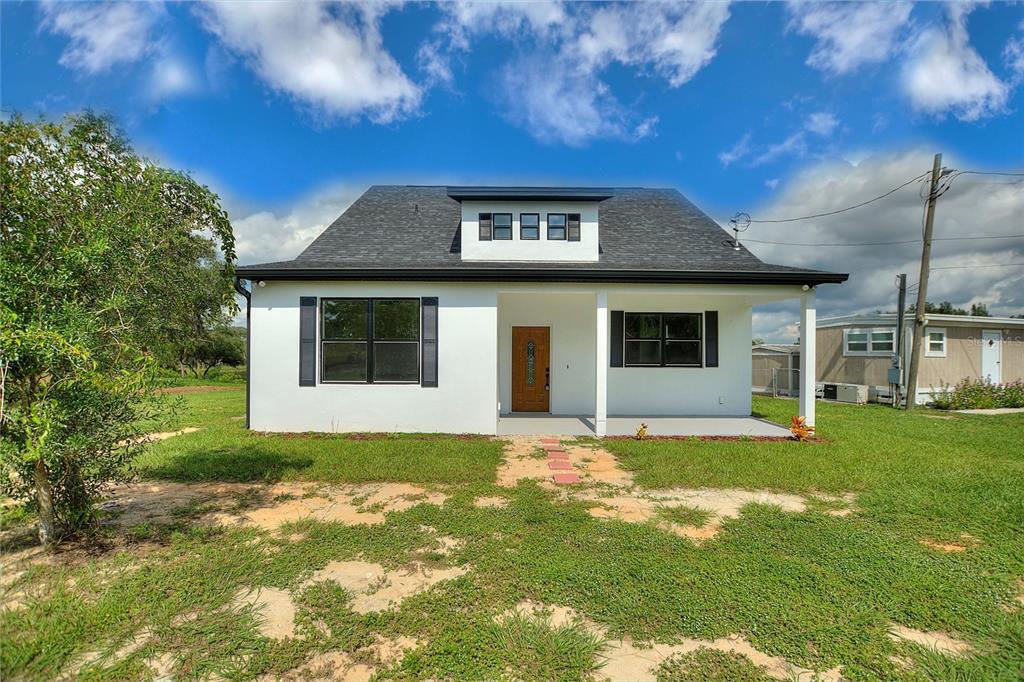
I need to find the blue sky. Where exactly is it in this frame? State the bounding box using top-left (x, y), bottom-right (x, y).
top-left (3, 1), bottom-right (1023, 338)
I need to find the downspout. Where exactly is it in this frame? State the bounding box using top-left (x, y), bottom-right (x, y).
top-left (233, 276), bottom-right (252, 429)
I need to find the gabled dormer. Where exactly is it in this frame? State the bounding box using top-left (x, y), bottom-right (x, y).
top-left (448, 186), bottom-right (612, 262)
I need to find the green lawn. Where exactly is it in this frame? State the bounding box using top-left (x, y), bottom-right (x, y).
top-left (2, 390), bottom-right (1023, 681)
top-left (136, 388), bottom-right (504, 485)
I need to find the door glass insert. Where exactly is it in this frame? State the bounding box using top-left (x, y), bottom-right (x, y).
top-left (526, 340), bottom-right (536, 385)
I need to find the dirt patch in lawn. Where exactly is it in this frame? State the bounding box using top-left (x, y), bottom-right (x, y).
top-left (888, 624), bottom-right (975, 657)
top-left (473, 495), bottom-right (508, 509)
top-left (495, 437), bottom-right (633, 488)
top-left (235, 587), bottom-right (298, 639)
top-left (215, 482), bottom-right (447, 531)
top-left (575, 487), bottom-right (817, 542)
top-left (501, 601), bottom-right (843, 682)
top-left (302, 560), bottom-right (467, 613)
top-left (919, 534), bottom-right (979, 553)
top-left (496, 437), bottom-right (558, 488)
top-left (264, 635), bottom-right (420, 681)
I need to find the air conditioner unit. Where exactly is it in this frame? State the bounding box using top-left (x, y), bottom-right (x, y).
top-left (825, 383), bottom-right (868, 404)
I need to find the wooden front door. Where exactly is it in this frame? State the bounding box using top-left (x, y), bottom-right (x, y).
top-left (512, 326), bottom-right (550, 412)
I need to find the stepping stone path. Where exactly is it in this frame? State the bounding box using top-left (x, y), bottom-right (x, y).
top-left (541, 439), bottom-right (581, 484)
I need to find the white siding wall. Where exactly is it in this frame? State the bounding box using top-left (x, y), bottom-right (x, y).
top-left (460, 200), bottom-right (600, 262)
top-left (607, 293), bottom-right (752, 416)
top-left (249, 282), bottom-right (766, 433)
top-left (250, 281), bottom-right (498, 433)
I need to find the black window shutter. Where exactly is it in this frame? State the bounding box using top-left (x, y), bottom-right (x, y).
top-left (567, 213), bottom-right (581, 242)
top-left (299, 296), bottom-right (317, 386)
top-left (421, 297), bottom-right (438, 387)
top-left (610, 310), bottom-right (624, 367)
top-left (704, 311), bottom-right (719, 367)
top-left (478, 213), bottom-right (492, 241)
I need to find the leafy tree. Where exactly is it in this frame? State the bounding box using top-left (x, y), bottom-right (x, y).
top-left (968, 303), bottom-right (991, 317)
top-left (908, 301), bottom-right (967, 315)
top-left (0, 113), bottom-right (236, 545)
top-left (182, 323), bottom-right (246, 378)
top-left (751, 338), bottom-right (765, 346)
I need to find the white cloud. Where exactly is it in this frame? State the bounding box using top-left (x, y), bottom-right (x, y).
top-left (752, 131), bottom-right (808, 166)
top-left (149, 57), bottom-right (199, 102)
top-left (230, 184), bottom-right (365, 266)
top-left (197, 1), bottom-right (420, 123)
top-left (787, 1), bottom-right (913, 75)
top-left (745, 150), bottom-right (1024, 341)
top-left (765, 178), bottom-right (780, 190)
top-left (718, 132), bottom-right (752, 167)
top-left (804, 111), bottom-right (838, 136)
top-left (1004, 21), bottom-right (1024, 84)
top-left (428, 1), bottom-right (730, 145)
top-left (901, 4), bottom-right (1009, 121)
top-left (38, 1), bottom-right (163, 74)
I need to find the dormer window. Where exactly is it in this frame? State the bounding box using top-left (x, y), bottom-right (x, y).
top-left (493, 213), bottom-right (513, 240)
top-left (547, 213), bottom-right (567, 240)
top-left (520, 213), bottom-right (539, 240)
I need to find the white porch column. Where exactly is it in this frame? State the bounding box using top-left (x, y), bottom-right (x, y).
top-left (595, 291), bottom-right (609, 436)
top-left (799, 288), bottom-right (817, 426)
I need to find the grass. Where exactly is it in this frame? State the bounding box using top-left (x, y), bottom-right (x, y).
top-left (134, 388), bottom-right (504, 485)
top-left (655, 504), bottom-right (712, 528)
top-left (2, 391), bottom-right (1023, 680)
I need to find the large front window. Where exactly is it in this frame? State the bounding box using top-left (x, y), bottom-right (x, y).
top-left (624, 312), bottom-right (702, 367)
top-left (321, 298), bottom-right (420, 383)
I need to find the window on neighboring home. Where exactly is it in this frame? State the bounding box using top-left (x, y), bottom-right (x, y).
top-left (624, 312), bottom-right (702, 367)
top-left (321, 298), bottom-right (420, 383)
top-left (478, 213), bottom-right (492, 241)
top-left (547, 213), bottom-right (567, 240)
top-left (567, 213), bottom-right (581, 241)
top-left (520, 213), bottom-right (539, 240)
top-left (925, 327), bottom-right (946, 357)
top-left (493, 213), bottom-right (512, 240)
top-left (843, 328), bottom-right (895, 355)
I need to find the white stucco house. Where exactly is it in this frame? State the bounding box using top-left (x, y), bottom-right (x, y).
top-left (234, 186), bottom-right (847, 436)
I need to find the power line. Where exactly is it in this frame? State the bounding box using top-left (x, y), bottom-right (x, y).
top-left (744, 172), bottom-right (930, 224)
top-left (931, 262), bottom-right (1024, 271)
top-left (743, 234), bottom-right (1024, 247)
top-left (953, 170), bottom-right (1024, 177)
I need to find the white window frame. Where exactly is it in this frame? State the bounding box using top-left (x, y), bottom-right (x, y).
top-left (843, 327), bottom-right (896, 357)
top-left (925, 327), bottom-right (947, 358)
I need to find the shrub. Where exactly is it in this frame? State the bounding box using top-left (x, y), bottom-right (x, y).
top-left (931, 378), bottom-right (1024, 410)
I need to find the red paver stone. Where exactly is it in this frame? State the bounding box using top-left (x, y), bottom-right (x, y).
top-left (541, 443), bottom-right (562, 451)
top-left (552, 473), bottom-right (581, 484)
top-left (548, 460), bottom-right (573, 470)
top-left (547, 450), bottom-right (570, 459)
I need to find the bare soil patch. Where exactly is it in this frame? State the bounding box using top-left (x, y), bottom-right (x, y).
top-left (302, 559), bottom-right (467, 613)
top-left (501, 600), bottom-right (843, 681)
top-left (473, 495), bottom-right (508, 509)
top-left (919, 534), bottom-right (979, 553)
top-left (235, 587), bottom-right (298, 639)
top-left (263, 635), bottom-right (420, 681)
top-left (575, 487), bottom-right (817, 542)
top-left (888, 624), bottom-right (975, 657)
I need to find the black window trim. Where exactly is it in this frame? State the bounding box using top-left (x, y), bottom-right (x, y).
top-left (478, 212), bottom-right (492, 241)
top-left (547, 212), bottom-right (567, 240)
top-left (567, 213), bottom-right (581, 242)
top-left (320, 297), bottom-right (421, 384)
top-left (623, 311), bottom-right (704, 368)
top-left (519, 212), bottom-right (540, 240)
top-left (492, 212), bottom-right (513, 241)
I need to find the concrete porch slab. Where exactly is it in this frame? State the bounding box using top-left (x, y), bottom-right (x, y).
top-left (497, 415), bottom-right (791, 438)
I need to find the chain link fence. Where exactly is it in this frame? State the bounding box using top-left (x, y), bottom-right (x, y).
top-left (752, 366), bottom-right (800, 398)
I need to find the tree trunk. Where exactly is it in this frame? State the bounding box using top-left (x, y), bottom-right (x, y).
top-left (34, 458), bottom-right (56, 547)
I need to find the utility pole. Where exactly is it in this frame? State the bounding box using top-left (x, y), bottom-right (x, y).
top-left (905, 153), bottom-right (942, 411)
top-left (894, 273), bottom-right (907, 407)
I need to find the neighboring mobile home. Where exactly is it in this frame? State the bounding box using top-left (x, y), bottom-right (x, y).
top-left (235, 186), bottom-right (847, 435)
top-left (816, 313), bottom-right (1024, 404)
top-left (751, 344), bottom-right (800, 396)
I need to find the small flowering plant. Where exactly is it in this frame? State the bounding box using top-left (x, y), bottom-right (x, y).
top-left (790, 415), bottom-right (815, 441)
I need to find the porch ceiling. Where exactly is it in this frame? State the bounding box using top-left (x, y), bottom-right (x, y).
top-left (496, 416), bottom-right (791, 438)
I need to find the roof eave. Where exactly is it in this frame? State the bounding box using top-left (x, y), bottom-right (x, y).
top-left (235, 266), bottom-right (849, 286)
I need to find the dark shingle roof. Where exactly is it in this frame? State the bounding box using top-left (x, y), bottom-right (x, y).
top-left (237, 185), bottom-right (847, 284)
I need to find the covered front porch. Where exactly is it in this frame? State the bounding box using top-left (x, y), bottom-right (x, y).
top-left (496, 284), bottom-right (818, 436)
top-left (497, 415), bottom-right (792, 437)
